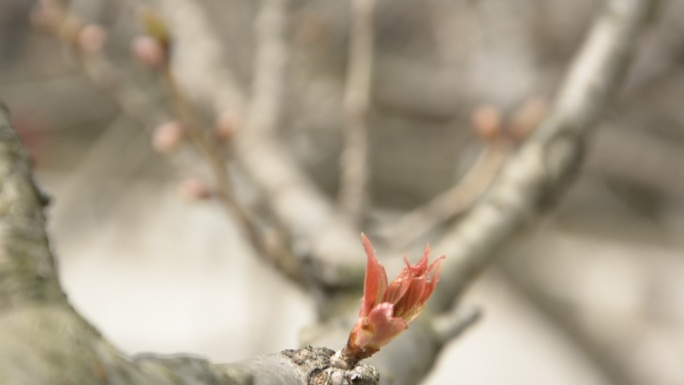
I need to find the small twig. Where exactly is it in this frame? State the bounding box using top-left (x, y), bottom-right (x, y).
top-left (338, 0), bottom-right (376, 226)
top-left (161, 69), bottom-right (250, 232)
top-left (135, 2), bottom-right (307, 283)
top-left (161, 64), bottom-right (307, 283)
top-left (38, 2), bottom-right (166, 127)
top-left (158, 0), bottom-right (367, 288)
top-left (382, 98), bottom-right (546, 249)
top-left (382, 140), bottom-right (509, 249)
top-left (243, 0), bottom-right (288, 138)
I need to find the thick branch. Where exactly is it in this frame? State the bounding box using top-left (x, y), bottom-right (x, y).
top-left (0, 108), bottom-right (61, 312)
top-left (430, 0), bottom-right (659, 311)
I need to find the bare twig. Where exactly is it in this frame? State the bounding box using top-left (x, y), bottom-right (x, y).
top-left (339, 0), bottom-right (376, 226)
top-left (44, 0), bottom-right (309, 284)
top-left (158, 0), bottom-right (310, 283)
top-left (382, 140), bottom-right (509, 249)
top-left (429, 0), bottom-right (660, 312)
top-left (161, 68), bottom-right (262, 251)
top-left (40, 2), bottom-right (167, 128)
top-left (382, 98), bottom-right (547, 249)
top-left (244, 0), bottom-right (288, 138)
top-left (158, 0), bottom-right (365, 288)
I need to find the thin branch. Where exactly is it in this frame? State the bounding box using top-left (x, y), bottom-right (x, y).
top-left (382, 140), bottom-right (509, 249)
top-left (382, 97), bottom-right (547, 249)
top-left (39, 2), bottom-right (166, 127)
top-left (244, 0), bottom-right (288, 138)
top-left (155, 0), bottom-right (315, 283)
top-left (49, 0), bottom-right (309, 284)
top-left (339, 0), bottom-right (376, 226)
top-left (158, 0), bottom-right (366, 288)
top-left (147, 1), bottom-right (660, 383)
top-left (429, 0), bottom-right (660, 312)
top-left (160, 68), bottom-right (266, 262)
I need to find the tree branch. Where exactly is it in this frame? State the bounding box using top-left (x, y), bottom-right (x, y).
top-left (339, 0), bottom-right (375, 226)
top-left (0, 105), bottom-right (379, 385)
top-left (382, 140), bottom-right (508, 249)
top-left (158, 0), bottom-right (365, 288)
top-left (151, 1), bottom-right (660, 383)
top-left (430, 0), bottom-right (660, 312)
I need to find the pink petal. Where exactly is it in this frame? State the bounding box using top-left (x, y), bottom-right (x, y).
top-left (384, 261), bottom-right (412, 305)
top-left (363, 303), bottom-right (407, 348)
top-left (417, 243), bottom-right (431, 272)
top-left (427, 254), bottom-right (446, 277)
top-left (360, 233), bottom-right (388, 317)
top-left (393, 277), bottom-right (428, 320)
top-left (422, 255), bottom-right (446, 302)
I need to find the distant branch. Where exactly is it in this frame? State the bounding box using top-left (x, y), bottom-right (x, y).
top-left (382, 140), bottom-right (508, 249)
top-left (339, 0), bottom-right (376, 226)
top-left (158, 0), bottom-right (365, 288)
top-left (430, 0), bottom-right (660, 312)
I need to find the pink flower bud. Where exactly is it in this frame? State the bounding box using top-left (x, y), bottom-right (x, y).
top-left (152, 121), bottom-right (184, 153)
top-left (131, 35), bottom-right (167, 70)
top-left (214, 111), bottom-right (238, 143)
top-left (471, 105), bottom-right (501, 141)
top-left (341, 234), bottom-right (445, 364)
top-left (179, 178), bottom-right (212, 201)
top-left (78, 24), bottom-right (108, 54)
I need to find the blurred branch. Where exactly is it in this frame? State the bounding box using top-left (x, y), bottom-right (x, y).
top-left (0, 106), bottom-right (379, 385)
top-left (501, 265), bottom-right (640, 385)
top-left (44, 0), bottom-right (316, 285)
top-left (160, 64), bottom-right (288, 279)
top-left (152, 1), bottom-right (660, 382)
top-left (244, 0), bottom-right (288, 139)
top-left (382, 140), bottom-right (508, 249)
top-left (158, 0), bottom-right (365, 288)
top-left (429, 0), bottom-right (660, 312)
top-left (223, 0), bottom-right (308, 282)
top-left (38, 2), bottom-right (166, 127)
top-left (339, 0), bottom-right (375, 226)
top-left (382, 98), bottom-right (547, 249)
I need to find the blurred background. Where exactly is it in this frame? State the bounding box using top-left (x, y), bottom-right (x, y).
top-left (1, 0), bottom-right (683, 384)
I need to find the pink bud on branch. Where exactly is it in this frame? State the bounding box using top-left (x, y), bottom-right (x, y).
top-left (152, 121), bottom-right (184, 153)
top-left (78, 24), bottom-right (108, 54)
top-left (132, 35), bottom-right (168, 70)
top-left (333, 234), bottom-right (445, 368)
